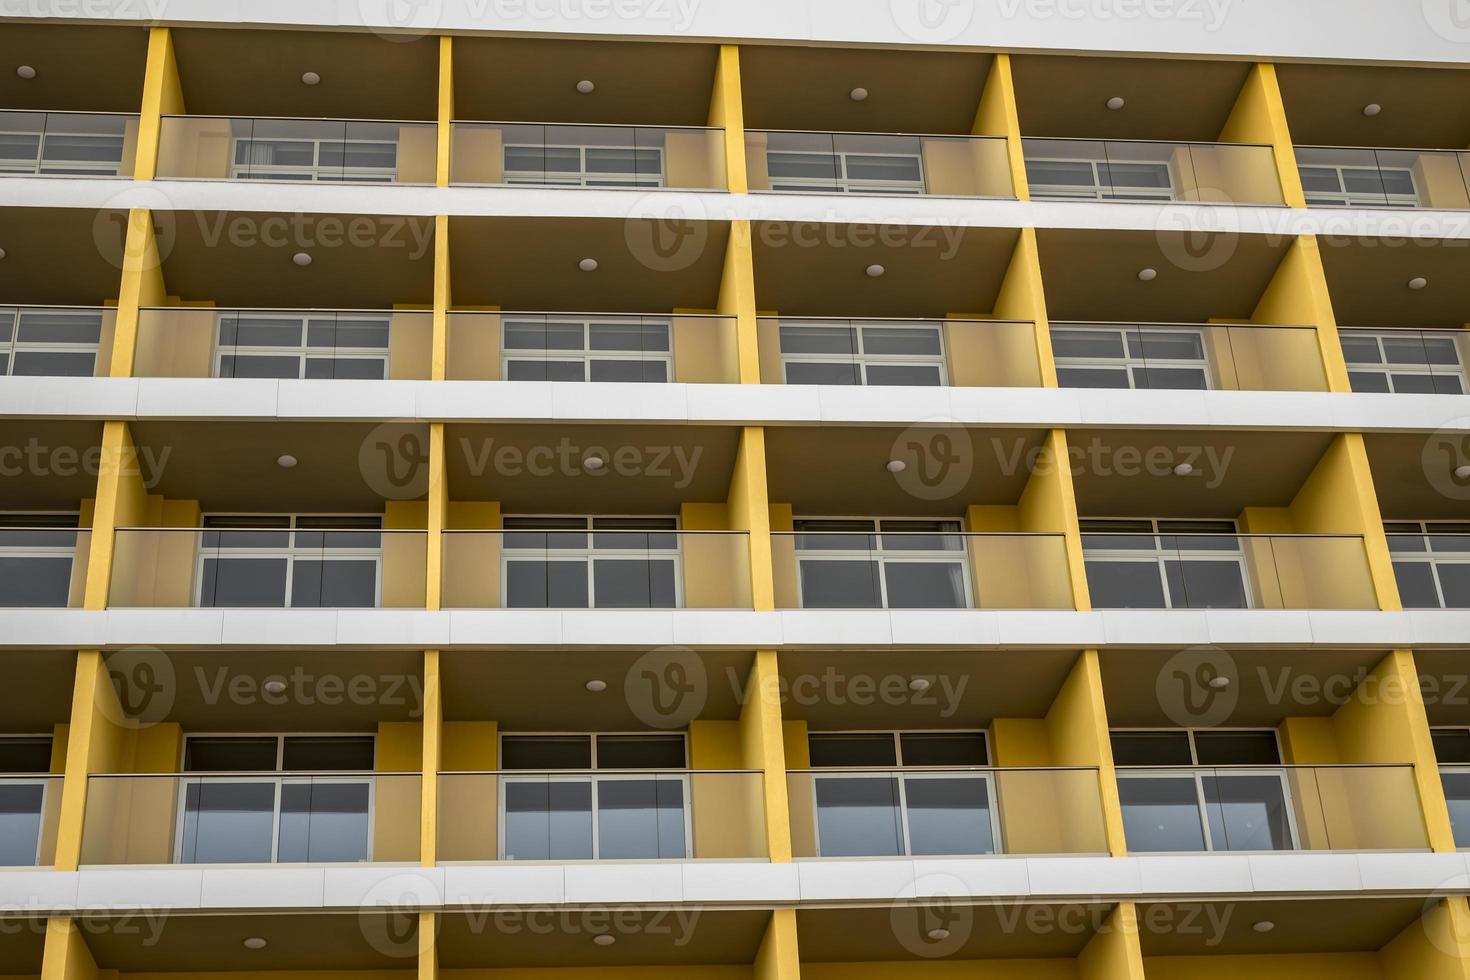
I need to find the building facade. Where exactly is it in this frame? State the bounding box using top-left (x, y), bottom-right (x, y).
top-left (3, 2), bottom-right (1470, 977)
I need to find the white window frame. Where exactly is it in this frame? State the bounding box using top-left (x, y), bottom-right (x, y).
top-left (502, 142), bottom-right (666, 188)
top-left (212, 311), bottom-right (392, 380)
top-left (0, 513), bottom-right (83, 609)
top-left (231, 136), bottom-right (399, 183)
top-left (1299, 164), bottom-right (1420, 208)
top-left (1051, 324), bottom-right (1212, 390)
top-left (1025, 157), bottom-right (1176, 202)
top-left (0, 735), bottom-right (53, 867)
top-left (1340, 329), bottom-right (1468, 395)
top-left (792, 518), bottom-right (974, 610)
top-left (764, 148), bottom-right (926, 195)
top-left (1387, 521), bottom-right (1470, 609)
top-left (194, 514), bottom-right (385, 609)
top-left (0, 308), bottom-right (103, 378)
top-left (499, 516), bottom-right (684, 609)
top-left (777, 320), bottom-right (949, 387)
top-left (499, 316), bottom-right (674, 383)
top-left (0, 123), bottom-right (127, 176)
top-left (1081, 518), bottom-right (1252, 610)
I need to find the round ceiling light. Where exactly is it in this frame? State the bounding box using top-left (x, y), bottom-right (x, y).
top-left (849, 87), bottom-right (869, 102)
top-left (1106, 96), bottom-right (1125, 110)
top-left (1137, 267), bottom-right (1158, 282)
top-left (886, 459), bottom-right (907, 473)
top-left (585, 679), bottom-right (607, 693)
top-left (592, 934), bottom-right (616, 946)
top-left (292, 252), bottom-right (312, 267)
top-left (16, 66), bottom-right (36, 80)
top-left (576, 79), bottom-right (596, 94)
top-left (243, 937), bottom-right (268, 950)
top-left (1173, 462), bottom-right (1194, 476)
top-left (578, 258), bottom-right (599, 272)
top-left (262, 679), bottom-right (288, 695)
top-left (301, 71), bottom-right (321, 86)
top-left (1408, 276), bottom-right (1428, 290)
top-left (583, 455), bottom-right (606, 471)
top-left (1362, 103), bottom-right (1381, 117)
top-left (865, 264), bottom-right (886, 278)
top-left (276, 454), bottom-right (298, 469)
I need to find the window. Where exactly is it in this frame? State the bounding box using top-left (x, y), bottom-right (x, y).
top-left (765, 148), bottom-right (925, 194)
top-left (777, 321), bottom-right (947, 386)
top-left (1112, 729), bottom-right (1295, 853)
top-left (1300, 165), bottom-right (1419, 208)
top-left (1434, 729), bottom-right (1470, 849)
top-left (0, 308), bottom-right (103, 377)
top-left (1340, 329), bottom-right (1467, 395)
top-left (499, 734), bottom-right (689, 860)
top-left (1081, 519), bottom-right (1250, 609)
top-left (1387, 522), bottom-right (1470, 609)
top-left (0, 736), bottom-right (52, 867)
top-left (214, 312), bottom-right (391, 380)
top-left (793, 519), bottom-right (971, 609)
top-left (177, 735), bottom-right (376, 864)
top-left (501, 517), bottom-right (681, 609)
top-left (197, 515), bottom-right (384, 609)
top-left (502, 144), bottom-right (664, 187)
top-left (1025, 158), bottom-right (1175, 201)
top-left (233, 137), bottom-right (398, 182)
top-left (501, 317), bottom-right (672, 383)
top-left (1052, 325), bottom-right (1211, 390)
top-left (0, 118), bottom-right (128, 176)
top-left (0, 514), bottom-right (82, 609)
top-left (805, 732), bottom-right (996, 857)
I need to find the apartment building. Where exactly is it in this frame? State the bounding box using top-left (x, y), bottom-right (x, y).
top-left (2, 3), bottom-right (1470, 978)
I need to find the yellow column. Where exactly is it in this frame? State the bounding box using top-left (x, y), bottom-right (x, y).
top-left (720, 220), bottom-right (760, 384)
top-left (108, 209), bottom-right (168, 379)
top-left (53, 650), bottom-right (127, 870)
top-left (82, 421), bottom-right (151, 609)
top-left (431, 215), bottom-right (451, 381)
top-left (418, 911), bottom-right (439, 980)
top-left (708, 44), bottom-right (748, 193)
top-left (973, 52), bottom-right (1029, 200)
top-left (436, 36), bottom-right (454, 188)
top-left (41, 918), bottom-right (98, 980)
top-left (420, 650), bottom-right (443, 865)
top-left (992, 227), bottom-right (1056, 387)
top-left (729, 426), bottom-right (774, 610)
top-left (1047, 650), bottom-right (1126, 856)
top-left (426, 422), bottom-right (448, 609)
top-left (754, 909), bottom-right (801, 980)
top-left (1251, 234), bottom-right (1352, 392)
top-left (1078, 903), bottom-right (1146, 980)
top-left (132, 26), bottom-right (184, 181)
top-left (741, 651), bottom-right (792, 861)
top-left (1219, 63), bottom-right (1304, 208)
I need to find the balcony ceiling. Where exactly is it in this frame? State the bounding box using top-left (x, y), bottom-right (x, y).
top-left (1037, 229), bottom-right (1292, 324)
top-left (739, 46), bottom-right (990, 134)
top-left (1364, 432), bottom-right (1470, 521)
top-left (1067, 428), bottom-right (1336, 517)
top-left (438, 908), bottom-right (769, 967)
top-left (1138, 898), bottom-right (1424, 956)
top-left (1413, 649), bottom-right (1470, 727)
top-left (449, 217), bottom-right (730, 313)
top-left (0, 922), bottom-right (44, 975)
top-left (0, 23), bottom-right (148, 113)
top-left (0, 420), bottom-right (106, 510)
top-left (1320, 238), bottom-right (1470, 329)
top-left (752, 225), bottom-right (1018, 318)
top-left (1012, 56), bottom-right (1251, 142)
top-left (453, 37), bottom-right (719, 126)
top-left (82, 912), bottom-right (412, 972)
top-left (6, 651), bottom-right (75, 732)
top-left (0, 207), bottom-right (128, 307)
top-left (171, 28), bottom-right (438, 119)
top-left (798, 904), bottom-right (1111, 962)
top-left (1278, 64), bottom-right (1470, 149)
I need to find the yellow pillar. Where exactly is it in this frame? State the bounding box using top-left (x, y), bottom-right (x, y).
top-left (1219, 63), bottom-right (1304, 208)
top-left (1047, 650), bottom-right (1126, 856)
top-left (992, 227), bottom-right (1057, 387)
top-left (82, 421), bottom-right (151, 609)
top-left (709, 44), bottom-right (748, 193)
top-left (418, 911), bottom-right (439, 980)
top-left (420, 650), bottom-right (443, 865)
top-left (431, 215), bottom-right (451, 381)
top-left (720, 219), bottom-right (760, 384)
top-left (741, 651), bottom-right (792, 861)
top-left (132, 26), bottom-right (184, 181)
top-left (426, 422), bottom-right (448, 609)
top-left (41, 918), bottom-right (98, 980)
top-left (973, 52), bottom-right (1029, 200)
top-left (1078, 903), bottom-right (1146, 980)
top-left (53, 650), bottom-right (128, 871)
top-left (729, 426), bottom-right (774, 610)
top-left (754, 909), bottom-right (801, 980)
top-left (108, 209), bottom-right (168, 379)
top-left (1380, 898), bottom-right (1470, 979)
top-left (436, 36), bottom-right (454, 188)
top-left (1251, 235), bottom-right (1351, 392)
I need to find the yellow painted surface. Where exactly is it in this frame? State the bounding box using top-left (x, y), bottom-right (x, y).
top-left (1145, 953), bottom-right (1382, 980)
top-left (445, 970), bottom-right (746, 980)
top-left (40, 919), bottom-right (96, 980)
top-left (1250, 236), bottom-right (1351, 392)
top-left (728, 427), bottom-right (774, 610)
top-left (973, 53), bottom-right (1029, 200)
top-left (1288, 433), bottom-right (1400, 610)
top-left (708, 45), bottom-right (748, 193)
top-left (426, 423), bottom-right (449, 609)
top-left (1077, 903), bottom-right (1145, 980)
top-left (54, 651), bottom-right (126, 868)
top-left (1047, 652), bottom-right (1125, 856)
top-left (437, 36), bottom-right (454, 188)
top-left (805, 964), bottom-right (1075, 980)
top-left (1218, 63), bottom-right (1305, 208)
top-left (82, 422), bottom-right (150, 610)
top-left (1381, 898), bottom-right (1470, 979)
top-left (740, 652), bottom-right (791, 861)
top-left (1025, 431), bottom-right (1088, 609)
top-left (109, 210), bottom-right (169, 379)
top-left (132, 27), bottom-right (184, 181)
top-left (719, 221), bottom-right (761, 383)
top-left (420, 651), bottom-right (442, 864)
top-left (991, 228), bottom-right (1056, 386)
top-left (419, 911), bottom-right (438, 980)
top-left (433, 216), bottom-right (452, 381)
top-left (438, 721), bottom-right (499, 862)
top-left (754, 909), bottom-right (800, 980)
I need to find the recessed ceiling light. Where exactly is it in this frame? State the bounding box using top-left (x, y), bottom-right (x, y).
top-left (1137, 267), bottom-right (1158, 282)
top-left (301, 71), bottom-right (321, 86)
top-left (578, 258), bottom-right (599, 272)
top-left (16, 66), bottom-right (36, 80)
top-left (1208, 675), bottom-right (1231, 690)
top-left (592, 934), bottom-right (616, 946)
top-left (0, 247), bottom-right (7, 260)
top-left (292, 252), bottom-right (312, 267)
top-left (1106, 96), bottom-right (1125, 110)
top-left (909, 677), bottom-right (930, 692)
top-left (583, 455), bottom-right (606, 471)
top-left (1173, 462), bottom-right (1194, 476)
top-left (1456, 465), bottom-right (1470, 480)
top-left (1252, 920), bottom-right (1275, 933)
top-left (849, 87), bottom-right (869, 102)
top-left (243, 937), bottom-right (268, 950)
top-left (1362, 103), bottom-right (1381, 117)
top-left (926, 928), bottom-right (950, 941)
top-left (276, 454), bottom-right (298, 469)
top-left (865, 264), bottom-right (886, 278)
top-left (262, 679), bottom-right (288, 695)
top-left (585, 679), bottom-right (607, 693)
top-left (886, 459), bottom-right (907, 473)
top-left (1408, 276), bottom-right (1428, 290)
top-left (576, 79), bottom-right (596, 94)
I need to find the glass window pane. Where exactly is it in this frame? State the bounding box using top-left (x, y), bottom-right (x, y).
top-left (1117, 776), bottom-right (1207, 852)
top-left (589, 359), bottom-right (666, 383)
top-left (0, 556), bottom-right (74, 607)
top-left (1202, 774), bottom-right (1293, 851)
top-left (596, 735), bottom-right (686, 770)
top-left (1348, 371), bottom-right (1391, 393)
top-left (185, 738), bottom-right (279, 772)
top-left (799, 559), bottom-right (882, 608)
top-left (767, 151), bottom-right (840, 180)
top-left (1437, 564), bottom-right (1470, 608)
top-left (1340, 335), bottom-right (1383, 365)
top-left (588, 322), bottom-right (669, 352)
top-left (200, 557), bottom-right (289, 607)
top-left (780, 325), bottom-right (856, 355)
top-left (282, 737), bottom-right (375, 771)
top-left (277, 781), bottom-right (371, 862)
top-left (1084, 560), bottom-right (1167, 608)
top-left (502, 736), bottom-right (592, 771)
top-left (0, 739), bottom-right (51, 773)
top-left (506, 560), bottom-right (589, 608)
top-left (591, 559), bottom-right (676, 608)
top-left (289, 559), bottom-right (377, 608)
top-left (507, 360), bottom-right (585, 382)
top-left (861, 326), bottom-right (941, 356)
top-left (504, 780), bottom-right (593, 860)
top-left (808, 734), bottom-right (898, 768)
top-left (1193, 732), bottom-right (1280, 766)
top-left (844, 155), bottom-right (922, 183)
top-left (1132, 366), bottom-right (1208, 390)
top-left (865, 364), bottom-right (943, 386)
top-left (0, 783), bottom-right (44, 865)
top-left (1110, 732), bottom-right (1193, 766)
top-left (813, 776), bottom-right (903, 856)
top-left (1052, 329), bottom-right (1125, 359)
top-left (903, 776), bottom-right (995, 856)
top-left (899, 733), bottom-right (988, 767)
top-left (1058, 366), bottom-right (1131, 389)
top-left (1393, 562), bottom-right (1442, 608)
top-left (596, 778), bottom-right (686, 858)
top-left (180, 781), bottom-right (276, 863)
top-left (1164, 559), bottom-right (1249, 609)
top-left (1443, 772), bottom-right (1470, 849)
top-left (11, 351), bottom-right (96, 377)
top-left (785, 361), bottom-right (862, 385)
top-left (883, 562), bottom-right (968, 608)
top-left (1129, 331), bottom-right (1205, 360)
top-left (1433, 731), bottom-right (1470, 765)
top-left (218, 355), bottom-right (301, 379)
top-left (1026, 160), bottom-right (1097, 188)
top-left (16, 312), bottom-right (103, 345)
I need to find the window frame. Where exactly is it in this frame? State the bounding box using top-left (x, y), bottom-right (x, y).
top-left (501, 141), bottom-right (667, 188)
top-left (1386, 520), bottom-right (1470, 609)
top-left (1299, 163), bottom-right (1420, 208)
top-left (211, 311), bottom-right (393, 380)
top-left (230, 136), bottom-right (400, 183)
top-left (194, 514), bottom-right (386, 609)
top-left (1339, 328), bottom-right (1468, 395)
top-left (499, 516), bottom-right (684, 609)
top-left (0, 307), bottom-right (104, 378)
top-left (499, 315), bottom-right (675, 383)
top-left (0, 513), bottom-right (84, 609)
top-left (791, 518), bottom-right (975, 610)
top-left (1080, 518), bottom-right (1252, 610)
top-left (0, 122), bottom-right (128, 177)
top-left (764, 147), bottom-right (927, 195)
top-left (1051, 324), bottom-right (1212, 391)
top-left (776, 320), bottom-right (949, 387)
top-left (1024, 156), bottom-right (1176, 202)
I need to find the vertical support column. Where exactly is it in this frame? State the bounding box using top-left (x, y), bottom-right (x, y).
top-left (741, 651), bottom-right (792, 861)
top-left (108, 210), bottom-right (168, 379)
top-left (418, 911), bottom-right (439, 980)
top-left (720, 220), bottom-right (760, 384)
top-left (708, 44), bottom-right (748, 193)
top-left (973, 52), bottom-right (1028, 201)
top-left (41, 918), bottom-right (99, 980)
top-left (435, 36), bottom-right (454, 188)
top-left (53, 650), bottom-right (127, 870)
top-left (426, 422), bottom-right (448, 610)
top-left (729, 426), bottom-right (774, 610)
top-left (132, 26), bottom-right (183, 181)
top-left (1048, 650), bottom-right (1126, 856)
top-left (1219, 63), bottom-right (1305, 208)
top-left (420, 650), bottom-right (443, 865)
top-left (1077, 903), bottom-right (1146, 980)
top-left (1251, 234), bottom-right (1352, 392)
top-left (993, 227), bottom-right (1056, 387)
top-left (82, 421), bottom-right (151, 610)
top-left (1385, 898), bottom-right (1470, 979)
top-left (754, 909), bottom-right (801, 980)
top-left (431, 215), bottom-right (451, 381)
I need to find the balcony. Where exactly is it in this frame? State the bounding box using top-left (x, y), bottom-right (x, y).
top-left (449, 122), bottom-right (726, 190)
top-left (772, 525), bottom-right (1074, 610)
top-left (155, 115), bottom-right (438, 183)
top-left (746, 130), bottom-right (1011, 198)
top-left (1387, 526), bottom-right (1470, 608)
top-left (133, 307), bottom-right (432, 380)
top-left (1116, 764), bottom-right (1427, 852)
top-left (1023, 138), bottom-right (1284, 205)
top-left (446, 312), bottom-right (739, 383)
top-left (1341, 328), bottom-right (1469, 395)
top-left (1052, 321), bottom-right (1329, 392)
top-left (437, 769), bottom-right (765, 861)
top-left (758, 317), bottom-right (1041, 387)
top-left (440, 527), bottom-right (752, 609)
top-left (0, 306), bottom-right (115, 378)
top-left (0, 773), bottom-right (59, 867)
top-left (0, 110), bottom-right (137, 177)
top-left (787, 766), bottom-right (1106, 857)
top-left (0, 525), bottom-right (91, 608)
top-left (1297, 146), bottom-right (1470, 210)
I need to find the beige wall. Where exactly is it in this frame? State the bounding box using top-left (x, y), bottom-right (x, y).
top-left (449, 125), bottom-right (505, 184)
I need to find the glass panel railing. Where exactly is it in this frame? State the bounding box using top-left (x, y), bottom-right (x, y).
top-left (0, 528), bottom-right (91, 608)
top-left (1388, 532), bottom-right (1470, 609)
top-left (1340, 327), bottom-right (1470, 395)
top-left (0, 774), bottom-right (61, 867)
top-left (1081, 532), bottom-right (1378, 610)
top-left (438, 770), bottom-right (765, 861)
top-left (79, 772), bottom-right (421, 865)
top-left (156, 116), bottom-right (437, 183)
top-left (787, 767), bottom-right (1106, 858)
top-left (1023, 138), bottom-right (1285, 205)
top-left (772, 532), bottom-right (1074, 610)
top-left (1052, 321), bottom-right (1329, 392)
top-left (450, 122), bottom-right (726, 190)
top-left (107, 529), bottom-right (427, 609)
top-left (0, 306), bottom-right (115, 378)
top-left (1441, 766), bottom-right (1470, 848)
top-left (758, 317), bottom-right (1041, 387)
top-left (746, 130), bottom-right (1012, 198)
top-left (440, 530), bottom-right (752, 609)
top-left (133, 308), bottom-right (431, 379)
top-left (1297, 146), bottom-right (1470, 210)
top-left (0, 110), bottom-right (137, 177)
top-left (1117, 764), bottom-right (1428, 852)
top-left (446, 312), bottom-right (739, 383)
